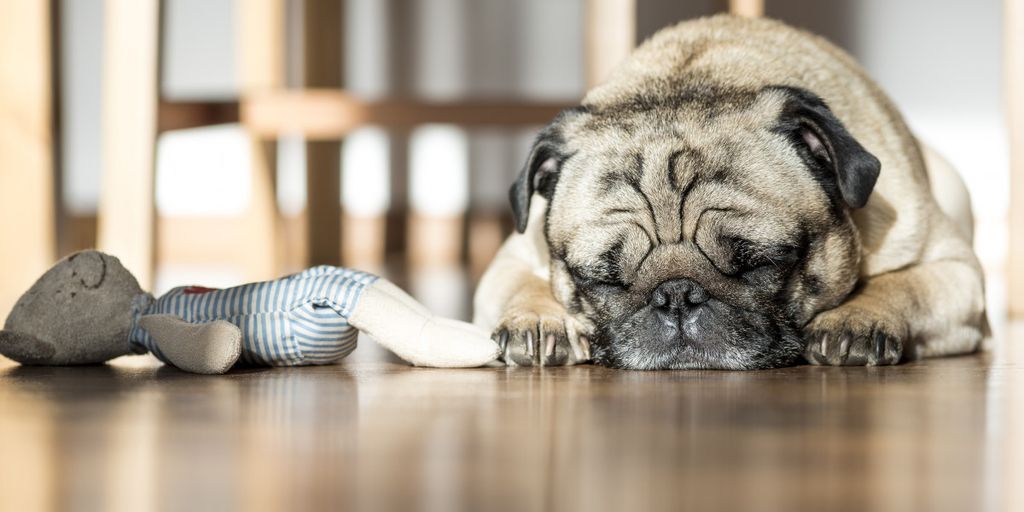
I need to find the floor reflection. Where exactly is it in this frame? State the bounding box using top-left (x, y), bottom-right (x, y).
top-left (0, 364), bottom-right (360, 511)
top-left (0, 328), bottom-right (1020, 511)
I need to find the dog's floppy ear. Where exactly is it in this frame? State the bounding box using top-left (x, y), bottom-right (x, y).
top-left (769, 86), bottom-right (881, 209)
top-left (510, 107), bottom-right (586, 233)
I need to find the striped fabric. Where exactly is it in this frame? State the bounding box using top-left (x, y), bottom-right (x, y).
top-left (128, 266), bottom-right (379, 367)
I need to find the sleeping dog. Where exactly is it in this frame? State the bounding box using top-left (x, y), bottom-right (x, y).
top-left (474, 15), bottom-right (987, 369)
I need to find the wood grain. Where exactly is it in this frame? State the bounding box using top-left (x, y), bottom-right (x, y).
top-left (0, 321), bottom-right (1021, 511)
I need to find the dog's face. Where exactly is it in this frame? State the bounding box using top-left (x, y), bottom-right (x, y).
top-left (510, 86), bottom-right (881, 370)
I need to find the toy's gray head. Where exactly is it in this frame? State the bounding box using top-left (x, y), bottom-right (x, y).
top-left (0, 250), bottom-right (145, 365)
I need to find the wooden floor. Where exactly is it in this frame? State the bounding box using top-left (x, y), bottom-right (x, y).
top-left (0, 317), bottom-right (1022, 511)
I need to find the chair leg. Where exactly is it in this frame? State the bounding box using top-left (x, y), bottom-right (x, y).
top-left (584, 0), bottom-right (636, 88)
top-left (303, 0), bottom-right (344, 267)
top-left (0, 0), bottom-right (56, 315)
top-left (246, 139), bottom-right (282, 279)
top-left (729, 0), bottom-right (764, 17)
top-left (97, 0), bottom-right (160, 289)
top-left (238, 0), bottom-right (286, 278)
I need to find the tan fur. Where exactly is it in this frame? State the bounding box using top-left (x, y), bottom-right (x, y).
top-left (474, 15), bottom-right (987, 367)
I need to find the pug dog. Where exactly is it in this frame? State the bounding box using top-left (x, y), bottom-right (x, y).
top-left (473, 14), bottom-right (988, 369)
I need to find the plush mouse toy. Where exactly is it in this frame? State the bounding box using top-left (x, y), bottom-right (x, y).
top-left (0, 250), bottom-right (499, 373)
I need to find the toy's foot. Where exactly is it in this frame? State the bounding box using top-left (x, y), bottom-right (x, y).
top-left (138, 315), bottom-right (242, 374)
top-left (349, 278), bottom-right (500, 368)
top-left (393, 318), bottom-right (500, 368)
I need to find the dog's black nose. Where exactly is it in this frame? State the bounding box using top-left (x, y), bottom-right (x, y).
top-left (651, 278), bottom-right (709, 315)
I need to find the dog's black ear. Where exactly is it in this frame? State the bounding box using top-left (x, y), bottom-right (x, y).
top-left (510, 107), bottom-right (586, 233)
top-left (770, 86), bottom-right (881, 209)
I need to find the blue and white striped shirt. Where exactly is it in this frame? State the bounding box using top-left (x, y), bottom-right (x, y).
top-left (129, 266), bottom-right (379, 367)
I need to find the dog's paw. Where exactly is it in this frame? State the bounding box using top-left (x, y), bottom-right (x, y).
top-left (803, 305), bottom-right (906, 366)
top-left (493, 305), bottom-right (591, 367)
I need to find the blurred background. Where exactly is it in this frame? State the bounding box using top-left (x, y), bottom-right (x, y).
top-left (0, 0), bottom-right (1018, 332)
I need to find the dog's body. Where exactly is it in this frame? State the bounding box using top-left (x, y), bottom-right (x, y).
top-left (474, 15), bottom-right (987, 369)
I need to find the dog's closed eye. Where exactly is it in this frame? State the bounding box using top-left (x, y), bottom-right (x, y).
top-left (568, 265), bottom-right (628, 290)
top-left (728, 237), bottom-right (801, 272)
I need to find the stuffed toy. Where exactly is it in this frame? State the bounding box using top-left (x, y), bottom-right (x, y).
top-left (0, 250), bottom-right (499, 374)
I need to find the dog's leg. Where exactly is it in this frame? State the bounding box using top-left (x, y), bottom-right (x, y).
top-left (473, 201), bottom-right (591, 366)
top-left (803, 242), bottom-right (987, 365)
top-left (805, 144), bottom-right (988, 366)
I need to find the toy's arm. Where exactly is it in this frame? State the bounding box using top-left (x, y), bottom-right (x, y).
top-left (349, 279), bottom-right (500, 367)
top-left (137, 315), bottom-right (242, 374)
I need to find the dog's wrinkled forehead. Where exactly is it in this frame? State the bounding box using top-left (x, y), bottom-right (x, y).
top-left (548, 90), bottom-right (832, 259)
top-left (573, 86), bottom-right (770, 135)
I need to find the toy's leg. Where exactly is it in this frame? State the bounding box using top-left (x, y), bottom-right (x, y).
top-left (368, 279), bottom-right (431, 316)
top-left (348, 279), bottom-right (500, 367)
top-left (138, 315), bottom-right (242, 374)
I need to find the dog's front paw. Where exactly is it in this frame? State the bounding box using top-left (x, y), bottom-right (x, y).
top-left (803, 305), bottom-right (907, 366)
top-left (493, 304), bottom-right (591, 367)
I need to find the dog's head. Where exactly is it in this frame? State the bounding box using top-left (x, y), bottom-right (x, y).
top-left (510, 86), bottom-right (879, 369)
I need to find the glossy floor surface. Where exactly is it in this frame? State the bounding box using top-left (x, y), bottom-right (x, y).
top-left (1, 324), bottom-right (1022, 511)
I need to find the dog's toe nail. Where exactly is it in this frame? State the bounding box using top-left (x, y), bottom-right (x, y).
top-left (543, 341), bottom-right (569, 366)
top-left (494, 330), bottom-right (509, 352)
top-left (886, 336), bottom-right (902, 364)
top-left (824, 335), bottom-right (844, 365)
top-left (506, 339), bottom-right (533, 366)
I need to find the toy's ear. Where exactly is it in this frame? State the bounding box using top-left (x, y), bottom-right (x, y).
top-left (67, 250), bottom-right (109, 288)
top-left (0, 330), bottom-right (57, 365)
